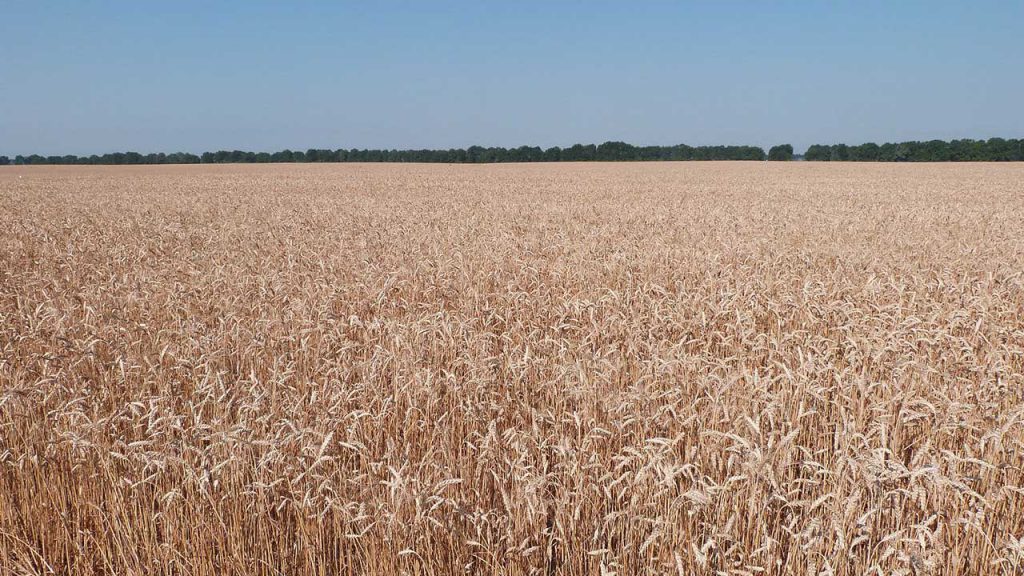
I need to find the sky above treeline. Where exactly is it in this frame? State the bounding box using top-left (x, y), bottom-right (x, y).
top-left (2, 1), bottom-right (1022, 156)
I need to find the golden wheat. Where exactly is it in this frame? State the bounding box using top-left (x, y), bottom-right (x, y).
top-left (1, 162), bottom-right (1022, 575)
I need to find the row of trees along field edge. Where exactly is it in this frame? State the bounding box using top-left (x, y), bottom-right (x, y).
top-left (2, 138), bottom-right (1022, 165)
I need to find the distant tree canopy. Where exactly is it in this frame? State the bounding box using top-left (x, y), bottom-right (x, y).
top-left (5, 138), bottom-right (1022, 166)
top-left (803, 138), bottom-right (1024, 162)
top-left (12, 152), bottom-right (201, 165)
top-left (768, 144), bottom-right (794, 161)
top-left (6, 142), bottom-right (767, 165)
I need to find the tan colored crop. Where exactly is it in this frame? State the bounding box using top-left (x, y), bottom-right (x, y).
top-left (1, 162), bottom-right (1023, 575)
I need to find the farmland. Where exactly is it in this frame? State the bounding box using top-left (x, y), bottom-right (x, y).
top-left (1, 162), bottom-right (1023, 574)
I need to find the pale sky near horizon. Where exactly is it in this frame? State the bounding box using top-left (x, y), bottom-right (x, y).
top-left (2, 1), bottom-right (1022, 156)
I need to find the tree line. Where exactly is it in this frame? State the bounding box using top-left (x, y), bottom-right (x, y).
top-left (0, 152), bottom-right (202, 166)
top-left (803, 138), bottom-right (1024, 162)
top-left (2, 137), bottom-right (1020, 166)
top-left (1, 142), bottom-right (767, 165)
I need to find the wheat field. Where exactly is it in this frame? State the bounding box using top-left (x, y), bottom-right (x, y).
top-left (1, 162), bottom-right (1023, 575)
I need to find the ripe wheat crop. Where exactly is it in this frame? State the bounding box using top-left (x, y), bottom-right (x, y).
top-left (1, 162), bottom-right (1023, 575)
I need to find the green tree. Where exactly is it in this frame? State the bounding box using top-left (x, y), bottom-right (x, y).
top-left (596, 141), bottom-right (637, 161)
top-left (829, 144), bottom-right (849, 161)
top-left (768, 144), bottom-right (793, 161)
top-left (894, 143), bottom-right (911, 162)
top-left (804, 145), bottom-right (831, 161)
top-left (849, 143), bottom-right (879, 161)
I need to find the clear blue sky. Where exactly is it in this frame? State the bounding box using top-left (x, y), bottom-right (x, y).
top-left (2, 1), bottom-right (1022, 156)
